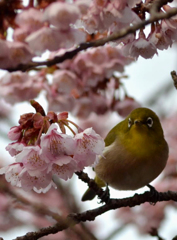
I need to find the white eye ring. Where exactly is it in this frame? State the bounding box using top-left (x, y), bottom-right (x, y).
top-left (147, 117), bottom-right (153, 127)
top-left (128, 118), bottom-right (132, 128)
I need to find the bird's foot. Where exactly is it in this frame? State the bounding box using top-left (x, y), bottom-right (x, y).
top-left (147, 184), bottom-right (159, 205)
top-left (98, 183), bottom-right (110, 204)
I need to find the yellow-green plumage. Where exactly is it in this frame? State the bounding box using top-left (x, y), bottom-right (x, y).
top-left (82, 108), bottom-right (169, 201)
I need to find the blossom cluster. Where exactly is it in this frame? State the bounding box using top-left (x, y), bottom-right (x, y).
top-left (46, 45), bottom-right (138, 117)
top-left (0, 0), bottom-right (176, 119)
top-left (0, 101), bottom-right (105, 193)
top-left (0, 1), bottom-right (177, 70)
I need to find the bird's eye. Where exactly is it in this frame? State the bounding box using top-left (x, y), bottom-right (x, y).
top-left (146, 117), bottom-right (153, 127)
top-left (128, 118), bottom-right (132, 128)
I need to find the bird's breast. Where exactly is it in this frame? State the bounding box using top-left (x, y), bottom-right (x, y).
top-left (95, 136), bottom-right (168, 190)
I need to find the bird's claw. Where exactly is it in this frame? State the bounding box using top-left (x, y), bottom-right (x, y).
top-left (98, 183), bottom-right (110, 204)
top-left (147, 184), bottom-right (159, 205)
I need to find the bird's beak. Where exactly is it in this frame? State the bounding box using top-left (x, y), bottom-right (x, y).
top-left (134, 119), bottom-right (142, 125)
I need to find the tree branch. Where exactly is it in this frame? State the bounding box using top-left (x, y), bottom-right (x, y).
top-left (7, 6), bottom-right (177, 72)
top-left (13, 190), bottom-right (177, 240)
top-left (75, 171), bottom-right (108, 203)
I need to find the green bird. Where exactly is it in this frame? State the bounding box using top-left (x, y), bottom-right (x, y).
top-left (82, 108), bottom-right (169, 201)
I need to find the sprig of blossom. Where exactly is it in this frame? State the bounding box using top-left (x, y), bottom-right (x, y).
top-left (0, 100), bottom-right (105, 193)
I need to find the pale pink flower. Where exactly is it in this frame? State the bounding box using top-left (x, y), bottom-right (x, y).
top-left (25, 27), bottom-right (62, 55)
top-left (0, 163), bottom-right (23, 187)
top-left (148, 23), bottom-right (172, 50)
top-left (74, 128), bottom-right (105, 169)
top-left (0, 40), bottom-right (34, 69)
top-left (8, 126), bottom-right (22, 141)
top-left (113, 97), bottom-right (141, 117)
top-left (53, 70), bottom-right (79, 95)
top-left (161, 19), bottom-right (177, 41)
top-left (14, 8), bottom-right (43, 43)
top-left (127, 31), bottom-right (158, 59)
top-left (40, 124), bottom-right (78, 180)
top-left (76, 0), bottom-right (91, 15)
top-left (82, 1), bottom-right (139, 33)
top-left (90, 93), bottom-right (109, 115)
top-left (47, 93), bottom-right (75, 112)
top-left (0, 155), bottom-right (54, 193)
top-left (52, 161), bottom-right (76, 180)
top-left (7, 41), bottom-right (34, 68)
top-left (72, 97), bottom-right (93, 118)
top-left (71, 45), bottom-right (129, 87)
top-left (6, 142), bottom-right (25, 157)
top-left (112, 0), bottom-right (127, 10)
top-left (40, 124), bottom-right (76, 165)
top-left (43, 2), bottom-right (80, 30)
top-left (15, 8), bottom-right (43, 32)
top-left (13, 27), bottom-right (31, 42)
top-left (0, 71), bottom-right (43, 104)
top-left (19, 169), bottom-right (54, 193)
top-left (15, 146), bottom-right (47, 173)
top-left (26, 27), bottom-right (85, 55)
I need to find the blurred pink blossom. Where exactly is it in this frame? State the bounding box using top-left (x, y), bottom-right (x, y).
top-left (0, 72), bottom-right (43, 104)
top-left (148, 22), bottom-right (173, 50)
top-left (0, 40), bottom-right (34, 69)
top-left (15, 8), bottom-right (43, 32)
top-left (124, 30), bottom-right (158, 59)
top-left (26, 26), bottom-right (85, 55)
top-left (117, 202), bottom-right (167, 234)
top-left (43, 2), bottom-right (80, 30)
top-left (113, 97), bottom-right (141, 117)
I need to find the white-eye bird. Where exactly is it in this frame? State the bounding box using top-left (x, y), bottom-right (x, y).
top-left (82, 108), bottom-right (169, 201)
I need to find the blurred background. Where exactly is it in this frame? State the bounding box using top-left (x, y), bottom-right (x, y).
top-left (0, 0), bottom-right (177, 240)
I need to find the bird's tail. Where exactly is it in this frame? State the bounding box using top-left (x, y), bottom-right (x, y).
top-left (81, 175), bottom-right (106, 201)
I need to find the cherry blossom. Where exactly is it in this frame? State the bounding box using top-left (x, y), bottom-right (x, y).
top-left (7, 41), bottom-right (34, 68)
top-left (0, 163), bottom-right (23, 187)
top-left (124, 30), bottom-right (158, 59)
top-left (113, 97), bottom-right (141, 117)
top-left (74, 128), bottom-right (105, 170)
top-left (147, 22), bottom-right (173, 50)
top-left (15, 8), bottom-right (44, 32)
top-left (52, 70), bottom-right (81, 95)
top-left (40, 124), bottom-right (75, 165)
top-left (26, 27), bottom-right (85, 55)
top-left (0, 101), bottom-right (105, 192)
top-left (16, 146), bottom-right (47, 173)
top-left (7, 126), bottom-right (22, 141)
top-left (19, 169), bottom-right (54, 193)
top-left (0, 72), bottom-right (43, 104)
top-left (6, 142), bottom-right (25, 157)
top-left (43, 2), bottom-right (80, 30)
